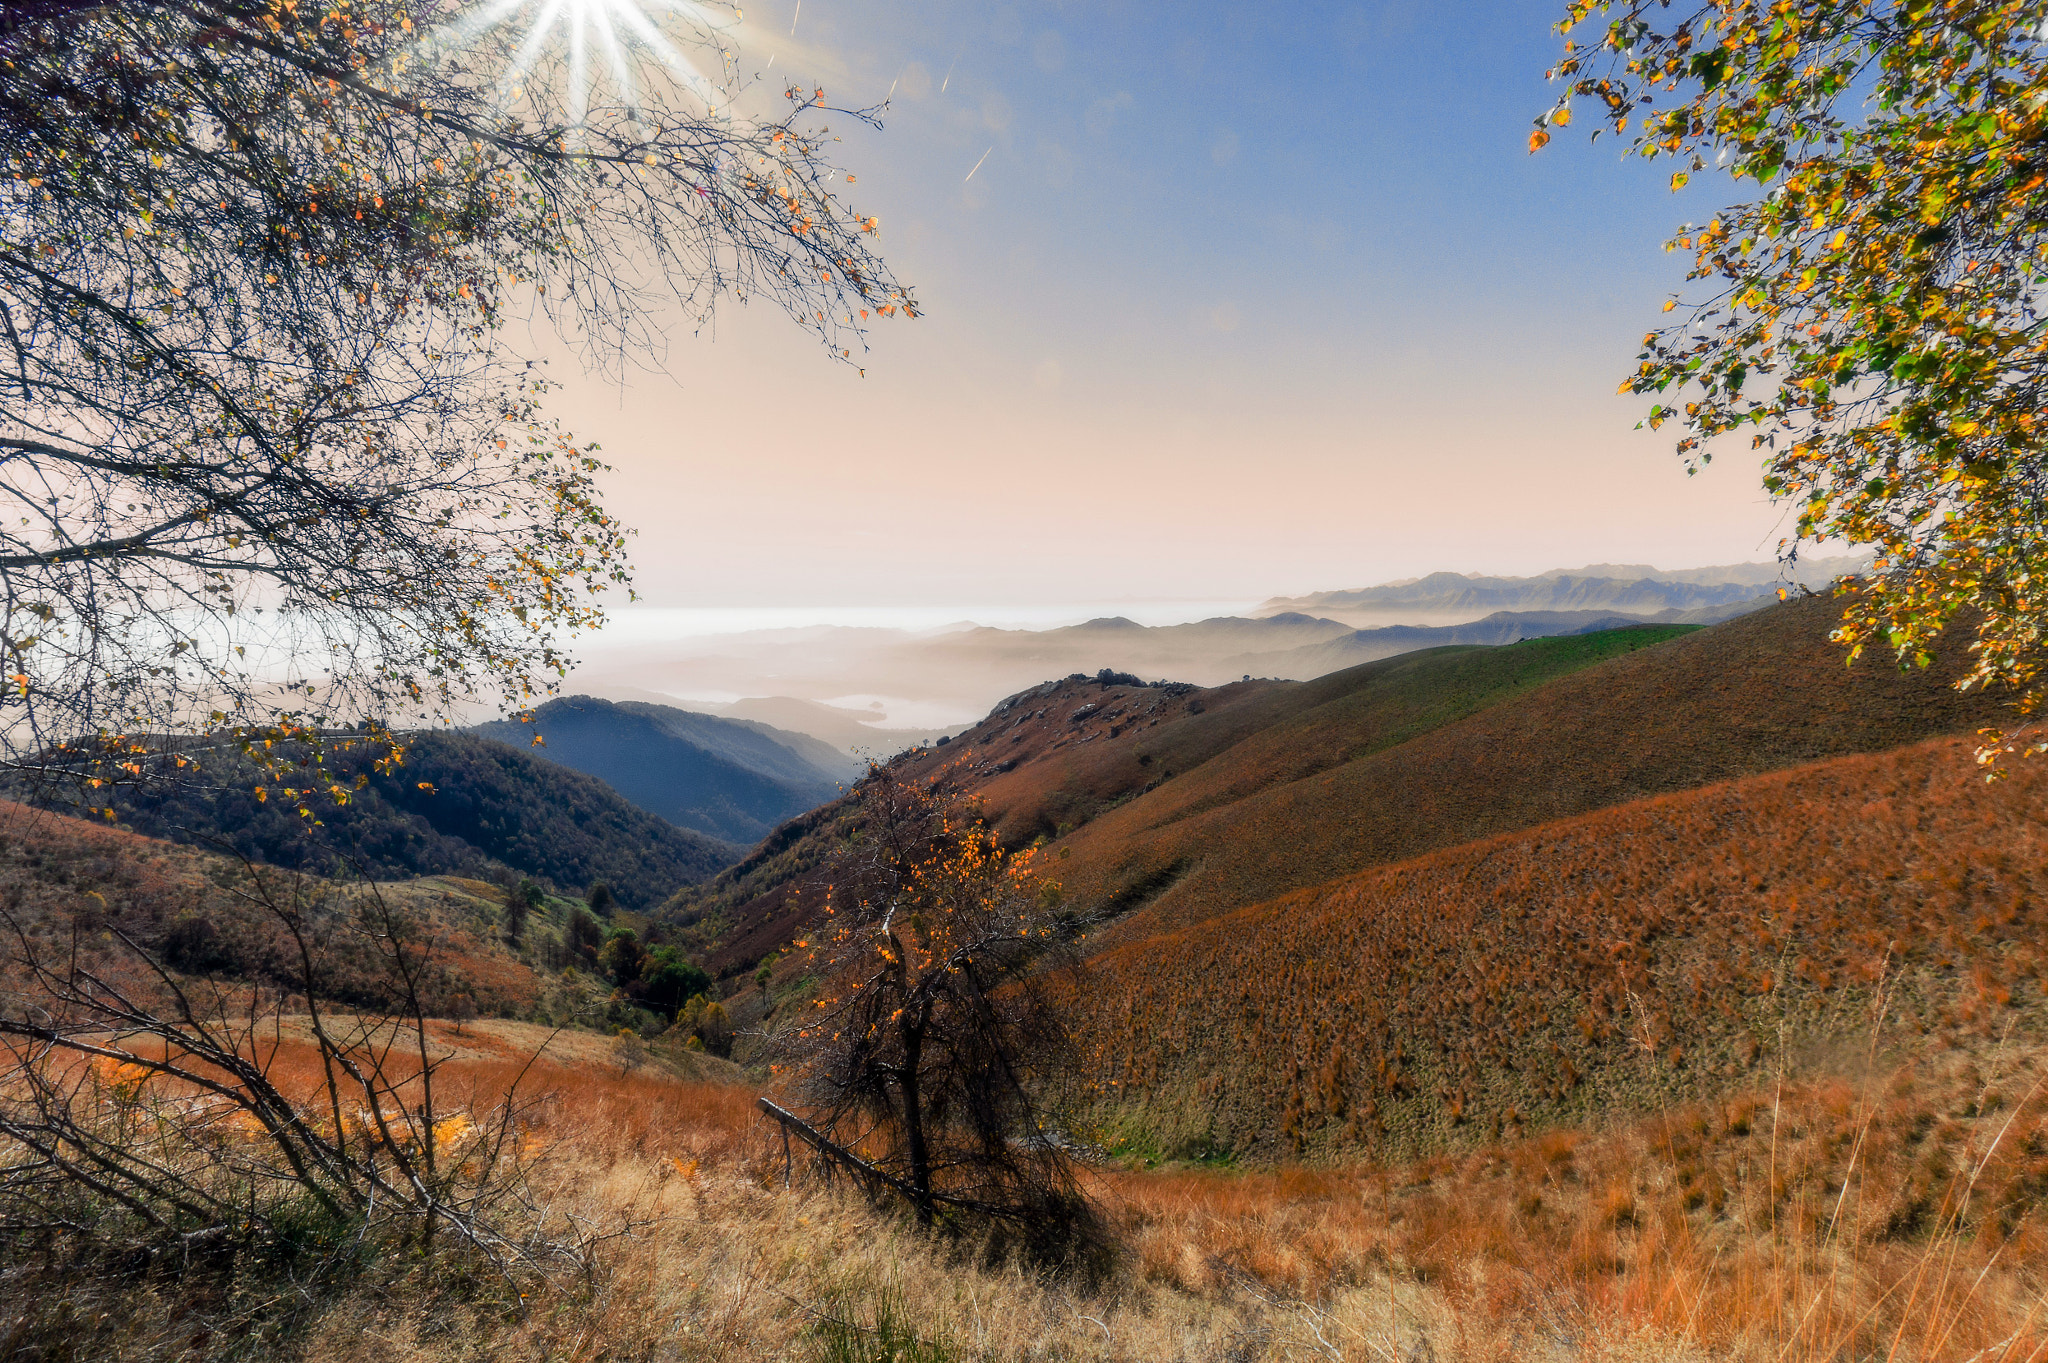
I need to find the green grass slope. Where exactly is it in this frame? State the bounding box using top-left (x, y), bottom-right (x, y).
top-left (959, 624), bottom-right (1702, 849)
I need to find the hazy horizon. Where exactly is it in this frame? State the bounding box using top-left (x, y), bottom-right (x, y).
top-left (577, 552), bottom-right (1855, 650)
top-left (557, 553), bottom-right (1855, 746)
top-left (534, 0), bottom-right (1808, 615)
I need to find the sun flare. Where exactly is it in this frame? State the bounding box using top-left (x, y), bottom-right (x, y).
top-left (431, 0), bottom-right (738, 123)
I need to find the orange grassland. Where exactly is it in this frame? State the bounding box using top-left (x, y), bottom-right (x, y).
top-left (691, 598), bottom-right (2007, 988)
top-left (1055, 734), bottom-right (2048, 1167)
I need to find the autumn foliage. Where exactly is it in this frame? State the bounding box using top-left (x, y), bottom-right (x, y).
top-left (776, 770), bottom-right (1096, 1250)
top-left (1543, 0), bottom-right (2048, 747)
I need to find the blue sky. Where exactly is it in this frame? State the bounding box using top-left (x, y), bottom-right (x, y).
top-left (551, 0), bottom-right (1797, 609)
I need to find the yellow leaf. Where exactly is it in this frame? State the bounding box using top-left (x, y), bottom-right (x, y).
top-left (1529, 128), bottom-right (1551, 153)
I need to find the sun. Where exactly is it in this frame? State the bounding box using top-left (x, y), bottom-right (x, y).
top-left (430, 0), bottom-right (739, 124)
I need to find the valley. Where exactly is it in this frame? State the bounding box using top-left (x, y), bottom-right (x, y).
top-left (7, 574), bottom-right (2047, 1362)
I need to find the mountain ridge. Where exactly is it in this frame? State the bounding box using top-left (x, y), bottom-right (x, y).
top-left (1260, 556), bottom-right (1866, 626)
top-left (472, 695), bottom-right (858, 845)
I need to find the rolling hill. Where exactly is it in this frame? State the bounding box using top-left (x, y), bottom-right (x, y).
top-left (472, 695), bottom-right (858, 844)
top-left (1024, 593), bottom-right (2006, 949)
top-left (0, 800), bottom-right (545, 1016)
top-left (673, 596), bottom-right (2007, 983)
top-left (1220, 604), bottom-right (1761, 678)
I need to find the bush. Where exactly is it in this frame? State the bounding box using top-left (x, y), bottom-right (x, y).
top-left (669, 992), bottom-right (734, 1056)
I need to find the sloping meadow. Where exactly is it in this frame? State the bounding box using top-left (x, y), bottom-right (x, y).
top-left (1061, 734), bottom-right (2048, 1164)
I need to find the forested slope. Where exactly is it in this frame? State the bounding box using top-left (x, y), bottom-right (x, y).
top-left (473, 695), bottom-right (853, 843)
top-left (86, 732), bottom-right (741, 912)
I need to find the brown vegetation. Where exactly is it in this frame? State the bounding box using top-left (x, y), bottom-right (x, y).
top-left (0, 801), bottom-right (543, 1017)
top-left (1056, 733), bottom-right (2048, 1163)
top-left (12, 1021), bottom-right (2048, 1361)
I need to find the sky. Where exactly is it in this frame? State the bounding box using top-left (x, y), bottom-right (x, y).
top-left (540, 0), bottom-right (1800, 614)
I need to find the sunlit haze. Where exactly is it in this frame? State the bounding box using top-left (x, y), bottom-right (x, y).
top-left (537, 0), bottom-right (1793, 619)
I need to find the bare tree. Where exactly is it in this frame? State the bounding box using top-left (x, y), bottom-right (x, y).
top-left (0, 853), bottom-right (564, 1274)
top-left (0, 0), bottom-right (909, 799)
top-left (767, 770), bottom-right (1102, 1262)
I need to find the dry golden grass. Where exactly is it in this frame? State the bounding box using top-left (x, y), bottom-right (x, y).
top-left (144, 1039), bottom-right (2037, 1363)
top-left (12, 1018), bottom-right (2048, 1362)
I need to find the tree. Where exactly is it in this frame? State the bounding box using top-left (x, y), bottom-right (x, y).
top-left (586, 882), bottom-right (616, 917)
top-left (640, 947), bottom-right (710, 1016)
top-left (684, 997), bottom-right (732, 1057)
top-left (0, 0), bottom-right (909, 800)
top-left (505, 877), bottom-right (543, 943)
top-left (773, 769), bottom-right (1096, 1253)
top-left (562, 906), bottom-right (604, 967)
top-left (1538, 0), bottom-right (2048, 755)
top-left (596, 925), bottom-right (642, 984)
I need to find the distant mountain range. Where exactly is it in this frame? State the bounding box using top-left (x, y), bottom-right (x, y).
top-left (572, 560), bottom-right (1872, 742)
top-left (1258, 556), bottom-right (1868, 627)
top-left (471, 696), bottom-right (861, 845)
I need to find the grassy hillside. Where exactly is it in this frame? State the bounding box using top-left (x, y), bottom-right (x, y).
top-left (1043, 595), bottom-right (2005, 946)
top-left (957, 623), bottom-right (1705, 848)
top-left (0, 800), bottom-right (544, 1016)
top-left (664, 626), bottom-right (1700, 974)
top-left (1056, 733), bottom-right (2047, 1163)
top-left (673, 598), bottom-right (2004, 980)
top-left (91, 731), bottom-right (741, 912)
